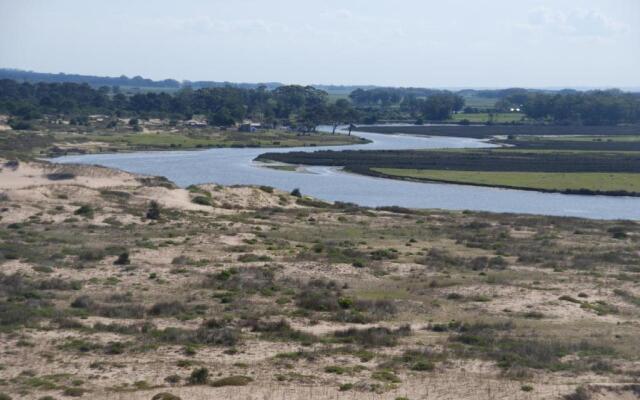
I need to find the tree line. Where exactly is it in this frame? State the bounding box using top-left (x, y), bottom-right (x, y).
top-left (1, 78), bottom-right (638, 128)
top-left (499, 89), bottom-right (640, 125)
top-left (0, 79), bottom-right (358, 131)
top-left (349, 88), bottom-right (465, 120)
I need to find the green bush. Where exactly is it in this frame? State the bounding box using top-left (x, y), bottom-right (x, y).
top-left (338, 383), bottom-right (353, 391)
top-left (371, 370), bottom-right (401, 383)
top-left (192, 196), bottom-right (212, 206)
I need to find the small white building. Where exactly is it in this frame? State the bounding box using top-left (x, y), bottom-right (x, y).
top-left (185, 119), bottom-right (207, 127)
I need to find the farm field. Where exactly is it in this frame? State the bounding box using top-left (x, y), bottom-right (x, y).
top-left (458, 94), bottom-right (498, 109)
top-left (369, 168), bottom-right (640, 194)
top-left (257, 149), bottom-right (640, 173)
top-left (448, 112), bottom-right (525, 124)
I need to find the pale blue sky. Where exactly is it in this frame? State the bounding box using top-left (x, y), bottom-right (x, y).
top-left (1, 0), bottom-right (638, 88)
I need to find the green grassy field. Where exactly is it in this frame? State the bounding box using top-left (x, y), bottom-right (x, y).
top-left (460, 95), bottom-right (498, 109)
top-left (371, 168), bottom-right (640, 193)
top-left (449, 112), bottom-right (525, 123)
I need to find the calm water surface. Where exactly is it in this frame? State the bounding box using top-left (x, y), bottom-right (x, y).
top-left (52, 126), bottom-right (640, 220)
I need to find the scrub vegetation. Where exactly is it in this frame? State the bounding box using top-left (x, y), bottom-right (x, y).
top-left (0, 159), bottom-right (639, 400)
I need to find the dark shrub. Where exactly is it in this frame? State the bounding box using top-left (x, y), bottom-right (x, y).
top-left (146, 201), bottom-right (161, 220)
top-left (152, 393), bottom-right (181, 400)
top-left (4, 160), bottom-right (19, 169)
top-left (71, 296), bottom-right (145, 319)
top-left (164, 375), bottom-right (181, 385)
top-left (114, 252), bottom-right (130, 265)
top-left (334, 325), bottom-right (411, 347)
top-left (290, 188), bottom-right (302, 197)
top-left (194, 326), bottom-right (240, 346)
top-left (74, 205), bottom-right (94, 218)
top-left (62, 387), bottom-right (87, 397)
top-left (411, 360), bottom-right (435, 371)
top-left (244, 318), bottom-right (317, 343)
top-left (78, 248), bottom-right (105, 262)
top-left (205, 267), bottom-right (276, 293)
top-left (296, 279), bottom-right (342, 311)
top-left (237, 253), bottom-right (272, 262)
top-left (607, 227), bottom-right (627, 239)
top-left (370, 248), bottom-right (398, 260)
top-left (148, 301), bottom-right (186, 317)
top-left (71, 295), bottom-right (94, 309)
top-left (563, 386), bottom-right (591, 400)
top-left (188, 368), bottom-right (209, 385)
top-left (210, 376), bottom-right (253, 387)
top-left (37, 278), bottom-right (82, 291)
top-left (104, 341), bottom-right (126, 355)
top-left (46, 172), bottom-right (75, 180)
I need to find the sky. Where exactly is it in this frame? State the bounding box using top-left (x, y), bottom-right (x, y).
top-left (0, 0), bottom-right (639, 88)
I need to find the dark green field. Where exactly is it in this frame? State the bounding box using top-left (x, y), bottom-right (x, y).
top-left (256, 149), bottom-right (640, 173)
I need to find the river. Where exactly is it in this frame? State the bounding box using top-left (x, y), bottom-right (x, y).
top-left (51, 126), bottom-right (640, 220)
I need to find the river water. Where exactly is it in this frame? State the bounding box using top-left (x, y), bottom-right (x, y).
top-left (51, 126), bottom-right (640, 220)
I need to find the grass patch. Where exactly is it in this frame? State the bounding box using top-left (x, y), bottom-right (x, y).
top-left (371, 168), bottom-right (640, 194)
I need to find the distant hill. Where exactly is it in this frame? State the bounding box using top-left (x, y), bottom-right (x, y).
top-left (0, 68), bottom-right (182, 89)
top-left (1, 68), bottom-right (635, 98)
top-left (0, 68), bottom-right (387, 95)
top-left (0, 68), bottom-right (286, 91)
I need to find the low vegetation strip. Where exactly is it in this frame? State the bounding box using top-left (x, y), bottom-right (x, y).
top-left (84, 131), bottom-right (366, 151)
top-left (499, 135), bottom-right (640, 152)
top-left (256, 149), bottom-right (640, 173)
top-left (353, 124), bottom-right (640, 138)
top-left (368, 168), bottom-right (640, 196)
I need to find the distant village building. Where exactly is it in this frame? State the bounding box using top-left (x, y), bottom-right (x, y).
top-left (88, 114), bottom-right (109, 122)
top-left (238, 122), bottom-right (262, 133)
top-left (185, 119), bottom-right (207, 127)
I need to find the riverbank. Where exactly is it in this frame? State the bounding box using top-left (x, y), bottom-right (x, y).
top-left (1, 158), bottom-right (639, 400)
top-left (0, 128), bottom-right (369, 160)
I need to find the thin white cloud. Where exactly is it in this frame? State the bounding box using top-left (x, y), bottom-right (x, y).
top-left (140, 16), bottom-right (289, 36)
top-left (319, 8), bottom-right (353, 20)
top-left (522, 7), bottom-right (628, 37)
